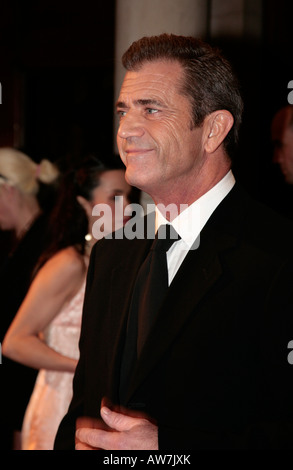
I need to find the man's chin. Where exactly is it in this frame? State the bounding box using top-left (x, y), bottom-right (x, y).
top-left (125, 169), bottom-right (147, 191)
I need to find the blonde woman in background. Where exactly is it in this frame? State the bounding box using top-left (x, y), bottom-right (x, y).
top-left (0, 147), bottom-right (59, 450)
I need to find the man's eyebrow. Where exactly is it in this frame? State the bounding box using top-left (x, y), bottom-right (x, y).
top-left (116, 100), bottom-right (126, 109)
top-left (116, 98), bottom-right (165, 108)
top-left (135, 99), bottom-right (165, 107)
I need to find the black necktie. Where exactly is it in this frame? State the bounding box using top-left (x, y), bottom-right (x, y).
top-left (136, 224), bottom-right (180, 355)
top-left (119, 224), bottom-right (180, 402)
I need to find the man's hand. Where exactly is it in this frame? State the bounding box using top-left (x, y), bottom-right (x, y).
top-left (75, 406), bottom-right (158, 450)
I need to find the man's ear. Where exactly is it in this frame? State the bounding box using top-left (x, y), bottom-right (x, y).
top-left (203, 110), bottom-right (234, 154)
top-left (76, 195), bottom-right (92, 218)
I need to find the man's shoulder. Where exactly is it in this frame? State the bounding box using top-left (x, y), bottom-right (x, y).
top-left (95, 212), bottom-right (155, 248)
top-left (246, 189), bottom-right (293, 232)
top-left (210, 183), bottom-right (293, 259)
top-left (90, 212), bottom-right (155, 266)
top-left (235, 185), bottom-right (293, 257)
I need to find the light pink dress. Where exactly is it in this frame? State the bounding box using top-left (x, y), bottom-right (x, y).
top-left (21, 279), bottom-right (86, 450)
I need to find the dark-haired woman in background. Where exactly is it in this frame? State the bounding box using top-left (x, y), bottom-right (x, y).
top-left (3, 156), bottom-right (132, 450)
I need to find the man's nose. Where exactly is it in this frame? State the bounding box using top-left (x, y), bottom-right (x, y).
top-left (117, 112), bottom-right (145, 139)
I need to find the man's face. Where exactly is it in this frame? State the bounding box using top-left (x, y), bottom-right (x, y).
top-left (116, 60), bottom-right (205, 203)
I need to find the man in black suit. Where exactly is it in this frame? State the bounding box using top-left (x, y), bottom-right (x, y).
top-left (55, 34), bottom-right (293, 450)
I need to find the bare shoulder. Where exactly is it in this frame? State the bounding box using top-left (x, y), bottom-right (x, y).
top-left (40, 246), bottom-right (87, 285)
top-left (53, 246), bottom-right (86, 269)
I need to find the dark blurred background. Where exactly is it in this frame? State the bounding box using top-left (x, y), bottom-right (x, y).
top-left (0, 0), bottom-right (292, 201)
top-left (0, 0), bottom-right (116, 171)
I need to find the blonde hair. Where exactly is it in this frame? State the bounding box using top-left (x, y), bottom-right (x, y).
top-left (0, 147), bottom-right (59, 195)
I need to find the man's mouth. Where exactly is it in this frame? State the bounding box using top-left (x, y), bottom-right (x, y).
top-left (125, 148), bottom-right (153, 157)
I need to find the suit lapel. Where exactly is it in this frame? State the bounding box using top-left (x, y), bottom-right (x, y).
top-left (106, 214), bottom-right (156, 397)
top-left (124, 233), bottom-right (225, 401)
top-left (124, 184), bottom-right (248, 402)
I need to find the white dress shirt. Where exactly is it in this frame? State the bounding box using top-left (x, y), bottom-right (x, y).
top-left (155, 170), bottom-right (236, 284)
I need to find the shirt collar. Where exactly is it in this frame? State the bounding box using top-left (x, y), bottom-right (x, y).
top-left (155, 170), bottom-right (236, 248)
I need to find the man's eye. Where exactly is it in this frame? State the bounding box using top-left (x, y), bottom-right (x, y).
top-left (117, 110), bottom-right (127, 117)
top-left (146, 108), bottom-right (158, 114)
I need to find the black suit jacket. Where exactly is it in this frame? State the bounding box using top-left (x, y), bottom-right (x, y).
top-left (55, 184), bottom-right (293, 449)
